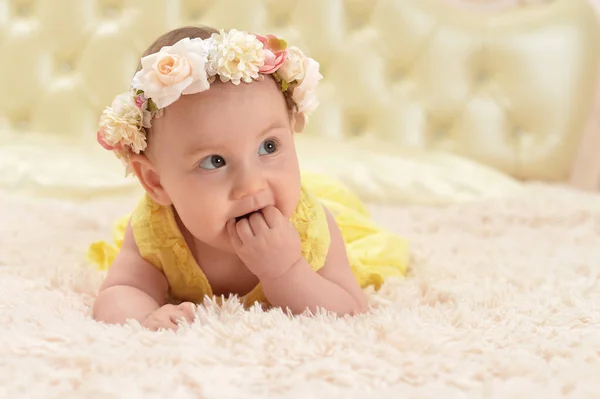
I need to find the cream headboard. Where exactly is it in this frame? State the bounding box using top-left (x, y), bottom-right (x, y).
top-left (1, 0), bottom-right (599, 186)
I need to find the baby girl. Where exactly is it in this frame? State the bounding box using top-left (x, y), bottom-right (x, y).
top-left (88, 25), bottom-right (409, 331)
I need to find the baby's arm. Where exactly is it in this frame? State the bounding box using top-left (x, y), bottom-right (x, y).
top-left (260, 207), bottom-right (368, 316)
top-left (92, 220), bottom-right (168, 324)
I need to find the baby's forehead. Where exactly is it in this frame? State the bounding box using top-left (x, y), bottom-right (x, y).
top-left (193, 77), bottom-right (285, 108)
top-left (152, 80), bottom-right (289, 147)
top-left (172, 79), bottom-right (286, 123)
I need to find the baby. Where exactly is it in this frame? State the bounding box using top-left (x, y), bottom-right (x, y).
top-left (89, 26), bottom-right (409, 331)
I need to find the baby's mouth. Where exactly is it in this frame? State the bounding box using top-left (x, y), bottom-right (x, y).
top-left (235, 209), bottom-right (263, 222)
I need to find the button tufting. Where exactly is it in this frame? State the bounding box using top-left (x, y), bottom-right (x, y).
top-left (189, 11), bottom-right (203, 21)
top-left (475, 70), bottom-right (489, 83)
top-left (512, 127), bottom-right (524, 137)
top-left (343, 0), bottom-right (376, 31)
top-left (345, 15), bottom-right (371, 31)
top-left (433, 128), bottom-right (447, 140)
top-left (264, 0), bottom-right (298, 26)
top-left (103, 6), bottom-right (118, 18)
top-left (388, 65), bottom-right (405, 83)
top-left (344, 113), bottom-right (369, 137)
top-left (13, 116), bottom-right (30, 131)
top-left (185, 7), bottom-right (206, 21)
top-left (100, 0), bottom-right (123, 18)
top-left (182, 0), bottom-right (211, 22)
top-left (58, 60), bottom-right (74, 74)
top-left (268, 11), bottom-right (293, 28)
top-left (14, 1), bottom-right (33, 18)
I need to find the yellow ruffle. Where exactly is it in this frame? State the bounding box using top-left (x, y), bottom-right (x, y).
top-left (86, 214), bottom-right (129, 271)
top-left (300, 172), bottom-right (409, 290)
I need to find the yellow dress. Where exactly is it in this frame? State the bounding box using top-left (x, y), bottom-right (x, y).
top-left (87, 172), bottom-right (410, 306)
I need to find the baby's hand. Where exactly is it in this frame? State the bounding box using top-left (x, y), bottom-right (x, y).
top-left (141, 302), bottom-right (196, 331)
top-left (227, 205), bottom-right (302, 281)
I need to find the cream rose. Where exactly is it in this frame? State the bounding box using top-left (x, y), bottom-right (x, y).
top-left (277, 47), bottom-right (306, 83)
top-left (292, 56), bottom-right (322, 116)
top-left (132, 37), bottom-right (210, 109)
top-left (98, 92), bottom-right (147, 154)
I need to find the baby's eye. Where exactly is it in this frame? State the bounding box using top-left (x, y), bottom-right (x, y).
top-left (258, 139), bottom-right (278, 155)
top-left (199, 155), bottom-right (226, 170)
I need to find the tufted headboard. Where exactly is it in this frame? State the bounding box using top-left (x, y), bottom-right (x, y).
top-left (1, 0), bottom-right (599, 192)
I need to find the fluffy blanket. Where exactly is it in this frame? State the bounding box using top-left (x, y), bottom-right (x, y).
top-left (1, 183), bottom-right (599, 399)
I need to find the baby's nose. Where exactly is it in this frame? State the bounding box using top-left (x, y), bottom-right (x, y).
top-left (232, 170), bottom-right (266, 200)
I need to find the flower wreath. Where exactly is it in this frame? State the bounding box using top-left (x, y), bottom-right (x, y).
top-left (96, 29), bottom-right (323, 175)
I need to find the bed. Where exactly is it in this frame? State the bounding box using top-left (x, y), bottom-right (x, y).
top-left (1, 1), bottom-right (599, 397)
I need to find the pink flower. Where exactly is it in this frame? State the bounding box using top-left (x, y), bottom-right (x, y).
top-left (257, 34), bottom-right (288, 74)
top-left (134, 95), bottom-right (145, 108)
top-left (260, 49), bottom-right (287, 73)
top-left (97, 128), bottom-right (116, 151)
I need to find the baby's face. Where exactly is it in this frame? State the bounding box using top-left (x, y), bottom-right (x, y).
top-left (146, 77), bottom-right (301, 252)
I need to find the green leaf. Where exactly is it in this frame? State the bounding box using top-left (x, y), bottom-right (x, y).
top-left (147, 99), bottom-right (158, 112)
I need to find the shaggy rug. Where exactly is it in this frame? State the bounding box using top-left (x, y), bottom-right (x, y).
top-left (1, 183), bottom-right (600, 399)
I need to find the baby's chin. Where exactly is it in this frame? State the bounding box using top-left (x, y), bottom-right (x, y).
top-left (212, 239), bottom-right (239, 255)
top-left (184, 228), bottom-right (236, 254)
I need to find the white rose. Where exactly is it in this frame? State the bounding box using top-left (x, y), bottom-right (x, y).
top-left (292, 56), bottom-right (322, 116)
top-left (277, 46), bottom-right (306, 83)
top-left (132, 37), bottom-right (210, 109)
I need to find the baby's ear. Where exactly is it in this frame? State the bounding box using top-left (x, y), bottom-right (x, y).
top-left (129, 153), bottom-right (172, 206)
top-left (292, 112), bottom-right (305, 133)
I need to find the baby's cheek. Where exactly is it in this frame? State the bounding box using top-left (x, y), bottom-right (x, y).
top-left (176, 190), bottom-right (211, 220)
top-left (280, 184), bottom-right (302, 219)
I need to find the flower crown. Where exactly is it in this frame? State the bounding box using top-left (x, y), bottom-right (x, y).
top-left (97, 29), bottom-right (323, 175)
